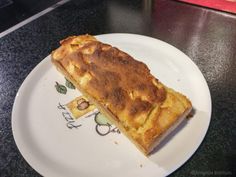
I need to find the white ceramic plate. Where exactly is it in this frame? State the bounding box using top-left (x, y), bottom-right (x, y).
top-left (12, 34), bottom-right (211, 177)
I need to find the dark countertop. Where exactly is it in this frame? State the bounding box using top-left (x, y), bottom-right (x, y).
top-left (0, 0), bottom-right (235, 176)
top-left (0, 0), bottom-right (60, 33)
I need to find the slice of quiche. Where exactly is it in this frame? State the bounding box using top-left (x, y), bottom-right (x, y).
top-left (51, 35), bottom-right (192, 155)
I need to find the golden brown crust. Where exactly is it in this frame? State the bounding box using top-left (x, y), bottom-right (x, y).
top-left (51, 35), bottom-right (192, 155)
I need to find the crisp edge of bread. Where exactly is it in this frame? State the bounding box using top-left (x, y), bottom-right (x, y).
top-left (51, 56), bottom-right (192, 155)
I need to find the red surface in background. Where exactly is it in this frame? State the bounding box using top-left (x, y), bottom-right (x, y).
top-left (178, 0), bottom-right (236, 14)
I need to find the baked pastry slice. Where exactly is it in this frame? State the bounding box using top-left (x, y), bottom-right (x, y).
top-left (51, 35), bottom-right (192, 155)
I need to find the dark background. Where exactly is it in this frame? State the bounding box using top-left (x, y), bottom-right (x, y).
top-left (0, 0), bottom-right (60, 32)
top-left (0, 0), bottom-right (235, 176)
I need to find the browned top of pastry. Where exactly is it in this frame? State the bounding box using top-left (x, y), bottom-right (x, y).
top-left (52, 35), bottom-right (192, 152)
